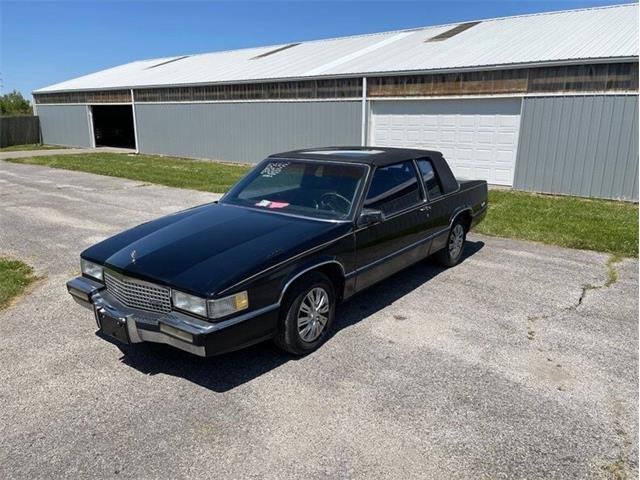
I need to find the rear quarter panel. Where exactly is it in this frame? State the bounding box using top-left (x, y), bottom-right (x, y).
top-left (429, 180), bottom-right (487, 253)
top-left (457, 180), bottom-right (488, 228)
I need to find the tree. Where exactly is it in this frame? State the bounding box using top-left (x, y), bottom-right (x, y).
top-left (0, 90), bottom-right (33, 116)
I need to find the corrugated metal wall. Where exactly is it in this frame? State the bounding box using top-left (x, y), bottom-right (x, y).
top-left (135, 101), bottom-right (362, 163)
top-left (37, 105), bottom-right (92, 148)
top-left (513, 95), bottom-right (638, 201)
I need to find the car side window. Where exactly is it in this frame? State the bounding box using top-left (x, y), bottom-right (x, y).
top-left (363, 161), bottom-right (422, 216)
top-left (416, 158), bottom-right (443, 200)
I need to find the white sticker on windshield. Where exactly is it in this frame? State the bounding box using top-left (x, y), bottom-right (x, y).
top-left (260, 161), bottom-right (289, 178)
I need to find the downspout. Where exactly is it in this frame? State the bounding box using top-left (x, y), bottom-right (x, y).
top-left (361, 77), bottom-right (368, 146)
top-left (32, 95), bottom-right (43, 144)
top-left (87, 105), bottom-right (96, 148)
top-left (131, 88), bottom-right (140, 153)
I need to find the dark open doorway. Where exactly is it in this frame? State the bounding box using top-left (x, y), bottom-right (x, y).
top-left (91, 105), bottom-right (136, 149)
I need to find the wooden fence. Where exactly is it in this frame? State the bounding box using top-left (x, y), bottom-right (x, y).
top-left (0, 116), bottom-right (41, 147)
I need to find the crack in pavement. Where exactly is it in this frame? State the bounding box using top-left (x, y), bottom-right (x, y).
top-left (527, 255), bottom-right (622, 341)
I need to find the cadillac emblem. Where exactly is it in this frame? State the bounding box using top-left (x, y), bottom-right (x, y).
top-left (130, 250), bottom-right (137, 264)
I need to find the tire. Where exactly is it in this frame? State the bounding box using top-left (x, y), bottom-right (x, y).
top-left (435, 219), bottom-right (467, 267)
top-left (274, 272), bottom-right (336, 355)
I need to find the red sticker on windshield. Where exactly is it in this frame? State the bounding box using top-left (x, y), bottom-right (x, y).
top-left (268, 202), bottom-right (289, 209)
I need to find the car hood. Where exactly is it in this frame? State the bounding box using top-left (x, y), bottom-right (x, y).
top-left (82, 203), bottom-right (351, 296)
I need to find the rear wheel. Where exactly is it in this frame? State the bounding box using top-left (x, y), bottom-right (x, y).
top-left (274, 272), bottom-right (335, 355)
top-left (435, 220), bottom-right (466, 267)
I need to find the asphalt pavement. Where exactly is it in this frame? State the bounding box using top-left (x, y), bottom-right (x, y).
top-left (0, 160), bottom-right (637, 479)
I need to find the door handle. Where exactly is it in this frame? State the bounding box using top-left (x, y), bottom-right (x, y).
top-left (420, 205), bottom-right (432, 212)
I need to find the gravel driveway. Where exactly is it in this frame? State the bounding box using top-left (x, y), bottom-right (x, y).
top-left (1, 161), bottom-right (637, 479)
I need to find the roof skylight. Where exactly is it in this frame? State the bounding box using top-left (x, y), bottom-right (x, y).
top-left (146, 56), bottom-right (191, 69)
top-left (251, 43), bottom-right (301, 60)
top-left (425, 21), bottom-right (482, 42)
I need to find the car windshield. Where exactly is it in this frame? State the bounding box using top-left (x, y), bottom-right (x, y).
top-left (221, 159), bottom-right (368, 220)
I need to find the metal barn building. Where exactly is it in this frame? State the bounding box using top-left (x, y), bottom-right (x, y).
top-left (33, 4), bottom-right (639, 200)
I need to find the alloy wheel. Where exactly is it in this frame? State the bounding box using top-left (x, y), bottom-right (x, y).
top-left (449, 224), bottom-right (465, 260)
top-left (297, 287), bottom-right (330, 342)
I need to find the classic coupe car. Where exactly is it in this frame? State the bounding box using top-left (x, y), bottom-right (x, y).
top-left (67, 147), bottom-right (487, 356)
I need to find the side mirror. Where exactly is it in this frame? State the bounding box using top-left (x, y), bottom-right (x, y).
top-left (357, 208), bottom-right (385, 227)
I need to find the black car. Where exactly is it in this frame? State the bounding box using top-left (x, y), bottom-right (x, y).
top-left (67, 147), bottom-right (487, 356)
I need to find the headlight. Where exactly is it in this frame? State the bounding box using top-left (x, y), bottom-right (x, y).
top-left (171, 290), bottom-right (207, 317)
top-left (207, 291), bottom-right (249, 319)
top-left (81, 259), bottom-right (103, 281)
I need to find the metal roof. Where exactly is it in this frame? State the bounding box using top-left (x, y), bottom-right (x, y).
top-left (35, 4), bottom-right (639, 93)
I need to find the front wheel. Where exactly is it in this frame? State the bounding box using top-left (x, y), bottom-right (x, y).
top-left (435, 220), bottom-right (466, 267)
top-left (274, 272), bottom-right (336, 355)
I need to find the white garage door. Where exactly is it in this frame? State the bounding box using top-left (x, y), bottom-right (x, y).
top-left (370, 98), bottom-right (522, 185)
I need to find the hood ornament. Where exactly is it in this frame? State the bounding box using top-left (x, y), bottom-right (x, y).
top-left (130, 250), bottom-right (137, 264)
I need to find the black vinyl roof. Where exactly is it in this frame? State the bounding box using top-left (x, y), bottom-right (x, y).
top-left (270, 146), bottom-right (443, 167)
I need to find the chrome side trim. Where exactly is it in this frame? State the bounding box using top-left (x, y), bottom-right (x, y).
top-left (348, 205), bottom-right (477, 276)
top-left (277, 260), bottom-right (346, 304)
top-left (348, 227), bottom-right (449, 276)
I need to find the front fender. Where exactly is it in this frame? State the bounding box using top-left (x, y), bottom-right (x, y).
top-left (217, 230), bottom-right (355, 311)
top-left (277, 257), bottom-right (347, 304)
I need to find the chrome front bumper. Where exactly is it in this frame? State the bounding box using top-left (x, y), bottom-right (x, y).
top-left (66, 276), bottom-right (279, 357)
top-left (68, 276), bottom-right (213, 356)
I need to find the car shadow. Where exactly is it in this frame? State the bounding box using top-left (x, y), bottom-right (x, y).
top-left (112, 240), bottom-right (484, 392)
top-left (338, 239), bottom-right (484, 328)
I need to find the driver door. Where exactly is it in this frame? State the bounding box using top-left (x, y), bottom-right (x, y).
top-left (354, 160), bottom-right (427, 292)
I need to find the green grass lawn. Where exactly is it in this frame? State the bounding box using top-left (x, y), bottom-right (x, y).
top-left (0, 143), bottom-right (67, 152)
top-left (476, 190), bottom-right (638, 258)
top-left (6, 152), bottom-right (251, 193)
top-left (0, 258), bottom-right (39, 310)
top-left (4, 152), bottom-right (638, 257)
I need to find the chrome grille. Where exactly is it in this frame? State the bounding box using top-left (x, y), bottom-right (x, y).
top-left (104, 270), bottom-right (171, 313)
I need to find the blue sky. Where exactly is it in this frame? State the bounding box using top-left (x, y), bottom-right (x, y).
top-left (0, 0), bottom-right (632, 98)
